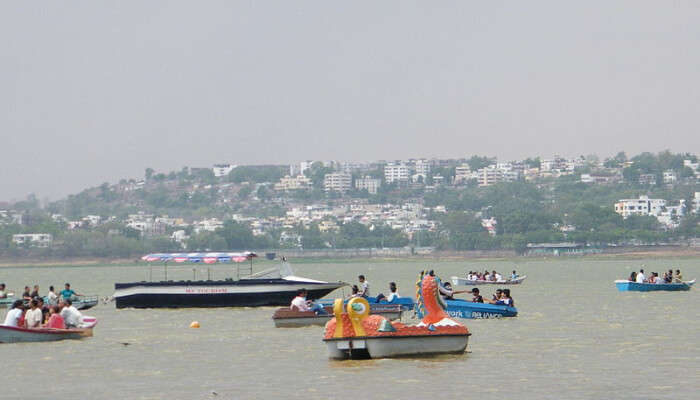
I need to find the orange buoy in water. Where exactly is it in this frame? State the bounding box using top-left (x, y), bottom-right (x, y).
top-left (190, 321), bottom-right (200, 328)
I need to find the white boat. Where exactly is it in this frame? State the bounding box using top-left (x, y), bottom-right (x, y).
top-left (451, 275), bottom-right (526, 286)
top-left (325, 334), bottom-right (469, 359)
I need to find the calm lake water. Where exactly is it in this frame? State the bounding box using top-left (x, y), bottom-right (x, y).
top-left (1, 258), bottom-right (698, 400)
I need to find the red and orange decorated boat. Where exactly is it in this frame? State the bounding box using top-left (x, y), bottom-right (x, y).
top-left (323, 271), bottom-right (470, 359)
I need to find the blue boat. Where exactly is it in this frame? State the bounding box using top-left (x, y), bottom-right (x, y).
top-left (614, 279), bottom-right (695, 292)
top-left (318, 296), bottom-right (415, 311)
top-left (445, 299), bottom-right (517, 319)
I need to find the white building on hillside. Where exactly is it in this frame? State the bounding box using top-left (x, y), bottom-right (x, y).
top-left (324, 173), bottom-right (352, 193)
top-left (12, 233), bottom-right (52, 248)
top-left (614, 196), bottom-right (666, 218)
top-left (385, 163), bottom-right (409, 184)
top-left (453, 164), bottom-right (473, 185)
top-left (477, 166), bottom-right (503, 186)
top-left (275, 175), bottom-right (311, 191)
top-left (355, 176), bottom-right (381, 194)
top-left (212, 164), bottom-right (237, 177)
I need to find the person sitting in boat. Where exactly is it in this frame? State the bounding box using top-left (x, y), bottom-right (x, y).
top-left (22, 286), bottom-right (32, 301)
top-left (386, 282), bottom-right (400, 302)
top-left (290, 289), bottom-right (327, 315)
top-left (674, 269), bottom-right (683, 283)
top-left (47, 286), bottom-right (58, 306)
top-left (59, 299), bottom-right (84, 328)
top-left (0, 283), bottom-right (7, 298)
top-left (493, 270), bottom-right (502, 281)
top-left (2, 300), bottom-right (24, 327)
top-left (628, 271), bottom-right (637, 282)
top-left (490, 289), bottom-right (503, 302)
top-left (44, 306), bottom-right (66, 329)
top-left (470, 288), bottom-right (484, 303)
top-left (664, 270), bottom-right (673, 283)
top-left (510, 270), bottom-right (518, 280)
top-left (654, 272), bottom-right (665, 285)
top-left (358, 275), bottom-right (370, 298)
top-left (36, 297), bottom-right (49, 324)
top-left (483, 271), bottom-right (491, 281)
top-left (500, 289), bottom-right (514, 307)
top-left (346, 285), bottom-right (361, 300)
top-left (635, 269), bottom-right (646, 283)
top-left (440, 282), bottom-right (455, 300)
top-left (24, 299), bottom-right (43, 329)
top-left (30, 285), bottom-right (40, 299)
top-left (60, 283), bottom-right (81, 301)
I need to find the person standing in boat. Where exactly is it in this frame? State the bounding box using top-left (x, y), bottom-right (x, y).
top-left (358, 275), bottom-right (370, 298)
top-left (30, 285), bottom-right (40, 299)
top-left (290, 289), bottom-right (327, 315)
top-left (2, 300), bottom-right (24, 327)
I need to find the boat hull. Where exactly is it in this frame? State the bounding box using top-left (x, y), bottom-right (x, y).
top-left (0, 317), bottom-right (97, 343)
top-left (614, 279), bottom-right (695, 292)
top-left (114, 279), bottom-right (345, 308)
top-left (451, 276), bottom-right (526, 286)
top-left (445, 300), bottom-right (517, 319)
top-left (273, 305), bottom-right (402, 328)
top-left (318, 296), bottom-right (415, 311)
top-left (324, 334), bottom-right (470, 359)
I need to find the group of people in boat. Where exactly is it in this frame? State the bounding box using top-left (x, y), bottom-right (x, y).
top-left (2, 298), bottom-right (84, 330)
top-left (628, 269), bottom-right (683, 284)
top-left (1, 283), bottom-right (86, 330)
top-left (442, 281), bottom-right (515, 306)
top-left (0, 282), bottom-right (82, 305)
top-left (465, 270), bottom-right (519, 282)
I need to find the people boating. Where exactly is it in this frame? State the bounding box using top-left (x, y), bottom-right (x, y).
top-left (30, 285), bottom-right (40, 299)
top-left (441, 282), bottom-right (455, 300)
top-left (500, 289), bottom-right (514, 307)
top-left (44, 305), bottom-right (66, 329)
top-left (22, 286), bottom-right (32, 301)
top-left (674, 269), bottom-right (683, 283)
top-left (24, 299), bottom-right (43, 329)
top-left (60, 283), bottom-right (81, 301)
top-left (358, 275), bottom-right (370, 298)
top-left (628, 271), bottom-right (637, 282)
top-left (493, 270), bottom-right (502, 281)
top-left (346, 285), bottom-right (361, 300)
top-left (636, 269), bottom-right (646, 283)
top-left (470, 288), bottom-right (484, 303)
top-left (3, 300), bottom-right (25, 327)
top-left (0, 283), bottom-right (7, 299)
top-left (379, 282), bottom-right (401, 303)
top-left (510, 270), bottom-right (519, 280)
top-left (490, 289), bottom-right (503, 303)
top-left (59, 299), bottom-right (84, 328)
top-left (47, 286), bottom-right (58, 305)
top-left (290, 288), bottom-right (327, 315)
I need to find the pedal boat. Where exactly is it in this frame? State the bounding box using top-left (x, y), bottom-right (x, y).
top-left (272, 304), bottom-right (402, 328)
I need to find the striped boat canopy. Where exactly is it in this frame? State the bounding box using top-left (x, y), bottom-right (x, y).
top-left (141, 252), bottom-right (257, 263)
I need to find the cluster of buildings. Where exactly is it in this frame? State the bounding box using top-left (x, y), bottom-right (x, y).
top-left (614, 193), bottom-right (700, 228)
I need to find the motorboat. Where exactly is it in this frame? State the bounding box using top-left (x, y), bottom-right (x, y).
top-left (445, 299), bottom-right (517, 318)
top-left (114, 253), bottom-right (346, 308)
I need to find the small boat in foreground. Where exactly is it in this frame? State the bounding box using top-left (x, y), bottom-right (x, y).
top-left (0, 316), bottom-right (97, 343)
top-left (451, 276), bottom-right (527, 286)
top-left (445, 299), bottom-right (517, 319)
top-left (323, 272), bottom-right (470, 359)
top-left (614, 279), bottom-right (695, 292)
top-left (272, 304), bottom-right (402, 328)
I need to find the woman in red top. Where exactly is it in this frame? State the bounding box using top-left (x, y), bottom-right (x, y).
top-left (45, 305), bottom-right (65, 329)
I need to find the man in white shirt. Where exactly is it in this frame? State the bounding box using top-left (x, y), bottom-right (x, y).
top-left (3, 300), bottom-right (24, 327)
top-left (494, 272), bottom-right (503, 281)
top-left (24, 299), bottom-right (43, 328)
top-left (47, 286), bottom-right (58, 305)
top-left (636, 269), bottom-right (646, 283)
top-left (0, 283), bottom-right (7, 299)
top-left (60, 299), bottom-right (83, 328)
top-left (358, 275), bottom-right (370, 298)
top-left (290, 289), bottom-right (326, 315)
top-left (386, 282), bottom-right (400, 302)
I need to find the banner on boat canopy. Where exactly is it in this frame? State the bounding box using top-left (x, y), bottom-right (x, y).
top-left (141, 252), bottom-right (257, 263)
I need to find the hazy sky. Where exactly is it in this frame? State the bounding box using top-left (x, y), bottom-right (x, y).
top-left (2, 2), bottom-right (699, 201)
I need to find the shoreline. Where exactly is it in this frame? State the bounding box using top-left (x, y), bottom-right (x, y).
top-left (1, 246), bottom-right (699, 268)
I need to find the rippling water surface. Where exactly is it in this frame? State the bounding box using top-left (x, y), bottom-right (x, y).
top-left (1, 258), bottom-right (698, 400)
